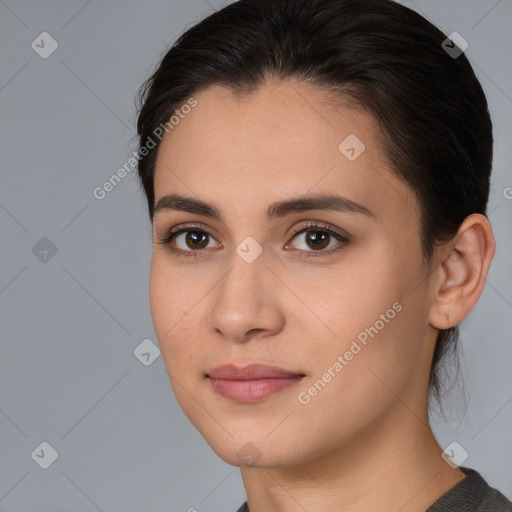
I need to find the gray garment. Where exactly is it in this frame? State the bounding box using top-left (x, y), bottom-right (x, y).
top-left (236, 467), bottom-right (512, 511)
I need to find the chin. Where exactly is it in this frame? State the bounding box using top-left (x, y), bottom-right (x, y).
top-left (196, 426), bottom-right (311, 469)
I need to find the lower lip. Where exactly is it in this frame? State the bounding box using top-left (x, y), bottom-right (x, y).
top-left (208, 376), bottom-right (304, 403)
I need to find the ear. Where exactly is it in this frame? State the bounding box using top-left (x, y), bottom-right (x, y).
top-left (429, 213), bottom-right (496, 329)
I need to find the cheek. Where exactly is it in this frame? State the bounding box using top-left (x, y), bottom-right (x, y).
top-left (310, 256), bottom-right (397, 335)
top-left (149, 257), bottom-right (173, 338)
top-left (296, 303), bottom-right (424, 443)
top-left (149, 256), bottom-right (195, 362)
top-left (149, 256), bottom-right (205, 418)
top-left (308, 249), bottom-right (427, 384)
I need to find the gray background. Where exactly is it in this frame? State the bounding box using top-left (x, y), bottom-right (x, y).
top-left (0, 0), bottom-right (511, 511)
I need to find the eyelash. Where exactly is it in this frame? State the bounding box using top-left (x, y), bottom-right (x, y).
top-left (156, 222), bottom-right (350, 260)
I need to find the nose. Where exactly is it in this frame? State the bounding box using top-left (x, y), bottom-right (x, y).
top-left (208, 249), bottom-right (286, 343)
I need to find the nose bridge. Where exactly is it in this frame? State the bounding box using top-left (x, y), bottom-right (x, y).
top-left (208, 240), bottom-right (284, 340)
top-left (217, 240), bottom-right (269, 310)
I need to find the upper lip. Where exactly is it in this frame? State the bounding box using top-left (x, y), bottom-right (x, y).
top-left (207, 364), bottom-right (304, 380)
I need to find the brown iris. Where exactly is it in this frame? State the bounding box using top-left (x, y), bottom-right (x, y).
top-left (305, 230), bottom-right (330, 250)
top-left (185, 231), bottom-right (209, 250)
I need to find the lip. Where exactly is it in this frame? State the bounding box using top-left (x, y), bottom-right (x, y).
top-left (206, 364), bottom-right (305, 403)
top-left (207, 363), bottom-right (304, 380)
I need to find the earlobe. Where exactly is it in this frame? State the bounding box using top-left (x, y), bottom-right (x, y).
top-left (429, 214), bottom-right (495, 330)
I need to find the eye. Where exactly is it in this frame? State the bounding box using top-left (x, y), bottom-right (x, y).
top-left (156, 221), bottom-right (350, 260)
top-left (285, 222), bottom-right (350, 259)
top-left (156, 224), bottom-right (221, 258)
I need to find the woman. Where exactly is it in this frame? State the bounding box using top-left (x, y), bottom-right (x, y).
top-left (135, 0), bottom-right (512, 510)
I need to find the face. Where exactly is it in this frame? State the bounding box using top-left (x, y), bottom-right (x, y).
top-left (149, 81), bottom-right (437, 469)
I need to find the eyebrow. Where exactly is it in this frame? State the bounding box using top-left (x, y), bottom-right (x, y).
top-left (153, 193), bottom-right (375, 221)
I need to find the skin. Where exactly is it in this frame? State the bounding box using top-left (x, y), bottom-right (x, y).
top-left (149, 80), bottom-right (495, 512)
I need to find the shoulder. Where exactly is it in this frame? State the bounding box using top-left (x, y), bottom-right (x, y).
top-left (427, 467), bottom-right (512, 512)
top-left (235, 502), bottom-right (249, 512)
top-left (235, 467), bottom-right (512, 512)
top-left (479, 487), bottom-right (512, 511)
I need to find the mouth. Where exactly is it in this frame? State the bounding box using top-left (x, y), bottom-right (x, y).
top-left (206, 364), bottom-right (305, 403)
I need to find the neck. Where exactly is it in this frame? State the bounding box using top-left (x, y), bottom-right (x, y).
top-left (240, 403), bottom-right (465, 512)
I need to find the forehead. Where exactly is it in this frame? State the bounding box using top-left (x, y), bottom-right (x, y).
top-left (156, 81), bottom-right (370, 175)
top-left (153, 81), bottom-right (418, 224)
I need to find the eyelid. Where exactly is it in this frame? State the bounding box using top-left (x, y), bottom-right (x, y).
top-left (287, 221), bottom-right (349, 242)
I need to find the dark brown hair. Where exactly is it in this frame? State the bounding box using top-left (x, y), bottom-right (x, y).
top-left (135, 0), bottom-right (493, 406)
